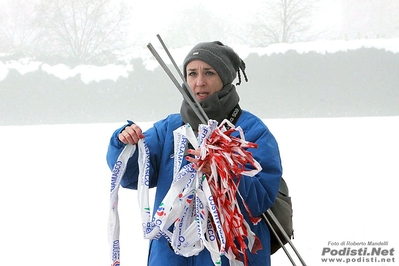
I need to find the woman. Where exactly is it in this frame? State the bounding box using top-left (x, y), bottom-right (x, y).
top-left (106, 41), bottom-right (282, 265)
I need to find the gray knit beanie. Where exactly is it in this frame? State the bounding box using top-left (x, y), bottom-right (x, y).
top-left (183, 41), bottom-right (247, 86)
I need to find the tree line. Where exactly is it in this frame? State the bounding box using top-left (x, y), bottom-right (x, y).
top-left (1, 0), bottom-right (336, 65)
top-left (1, 48), bottom-right (398, 125)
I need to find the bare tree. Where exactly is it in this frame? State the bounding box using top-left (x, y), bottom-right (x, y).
top-left (33, 0), bottom-right (131, 64)
top-left (247, 0), bottom-right (316, 46)
top-left (0, 0), bottom-right (38, 56)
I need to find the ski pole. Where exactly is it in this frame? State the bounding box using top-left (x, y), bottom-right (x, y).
top-left (155, 34), bottom-right (209, 123)
top-left (147, 39), bottom-right (208, 124)
top-left (262, 212), bottom-right (297, 266)
top-left (263, 210), bottom-right (307, 266)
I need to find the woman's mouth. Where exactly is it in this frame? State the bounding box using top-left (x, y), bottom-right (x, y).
top-left (196, 91), bottom-right (209, 100)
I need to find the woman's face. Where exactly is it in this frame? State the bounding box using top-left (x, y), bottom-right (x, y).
top-left (186, 60), bottom-right (223, 102)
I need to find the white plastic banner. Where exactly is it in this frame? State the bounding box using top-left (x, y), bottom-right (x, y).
top-left (108, 143), bottom-right (137, 266)
top-left (109, 119), bottom-right (262, 266)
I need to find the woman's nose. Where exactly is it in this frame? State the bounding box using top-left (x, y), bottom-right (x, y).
top-left (196, 75), bottom-right (205, 86)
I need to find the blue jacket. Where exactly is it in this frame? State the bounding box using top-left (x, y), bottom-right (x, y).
top-left (106, 110), bottom-right (282, 266)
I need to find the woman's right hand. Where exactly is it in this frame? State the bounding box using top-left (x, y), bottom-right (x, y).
top-left (118, 124), bottom-right (145, 145)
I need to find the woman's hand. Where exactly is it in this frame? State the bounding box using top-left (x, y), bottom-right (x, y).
top-left (186, 149), bottom-right (212, 176)
top-left (118, 124), bottom-right (145, 145)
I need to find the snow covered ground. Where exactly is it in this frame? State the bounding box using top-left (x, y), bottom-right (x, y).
top-left (1, 37), bottom-right (398, 265)
top-left (1, 116), bottom-right (398, 265)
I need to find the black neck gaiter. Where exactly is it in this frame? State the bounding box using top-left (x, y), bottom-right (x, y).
top-left (180, 84), bottom-right (240, 131)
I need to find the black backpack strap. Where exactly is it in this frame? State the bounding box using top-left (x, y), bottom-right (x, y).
top-left (224, 104), bottom-right (242, 129)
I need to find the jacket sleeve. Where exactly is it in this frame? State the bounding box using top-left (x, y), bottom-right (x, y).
top-left (105, 121), bottom-right (141, 189)
top-left (237, 118), bottom-right (282, 217)
top-left (105, 119), bottom-right (169, 190)
top-left (106, 122), bottom-right (130, 170)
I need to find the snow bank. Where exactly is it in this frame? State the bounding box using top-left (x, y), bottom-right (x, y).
top-left (0, 58), bottom-right (42, 81)
top-left (41, 63), bottom-right (133, 84)
top-left (0, 61), bottom-right (9, 81)
top-left (242, 38), bottom-right (399, 56)
top-left (1, 38), bottom-right (398, 83)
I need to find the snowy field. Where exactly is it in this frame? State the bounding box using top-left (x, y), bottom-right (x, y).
top-left (1, 36), bottom-right (398, 266)
top-left (1, 116), bottom-right (398, 265)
